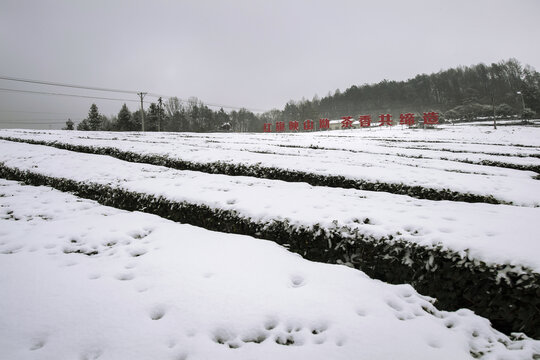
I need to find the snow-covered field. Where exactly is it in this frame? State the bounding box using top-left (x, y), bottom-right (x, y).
top-left (1, 127), bottom-right (540, 206)
top-left (1, 125), bottom-right (540, 358)
top-left (0, 139), bottom-right (539, 272)
top-left (1, 179), bottom-right (539, 360)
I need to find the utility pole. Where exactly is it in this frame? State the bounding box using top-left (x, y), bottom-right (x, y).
top-left (158, 97), bottom-right (163, 132)
top-left (137, 92), bottom-right (147, 131)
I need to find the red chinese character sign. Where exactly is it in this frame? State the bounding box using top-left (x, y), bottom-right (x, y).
top-left (341, 116), bottom-right (353, 129)
top-left (260, 111), bottom-right (438, 133)
top-left (423, 112), bottom-right (439, 125)
top-left (399, 113), bottom-right (415, 126)
top-left (319, 118), bottom-right (329, 129)
top-left (358, 115), bottom-right (371, 127)
top-left (303, 119), bottom-right (314, 131)
top-left (379, 114), bottom-right (392, 126)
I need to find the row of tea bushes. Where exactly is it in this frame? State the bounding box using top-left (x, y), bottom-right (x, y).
top-left (0, 163), bottom-right (537, 338)
top-left (278, 143), bottom-right (540, 174)
top-left (0, 136), bottom-right (506, 205)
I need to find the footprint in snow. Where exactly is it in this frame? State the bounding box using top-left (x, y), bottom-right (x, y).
top-left (80, 349), bottom-right (103, 360)
top-left (29, 338), bottom-right (46, 351)
top-left (129, 247), bottom-right (148, 257)
top-left (290, 274), bottom-right (306, 288)
top-left (136, 284), bottom-right (150, 293)
top-left (174, 352), bottom-right (188, 360)
top-left (150, 305), bottom-right (167, 320)
top-left (115, 272), bottom-right (135, 281)
top-left (356, 309), bottom-right (367, 317)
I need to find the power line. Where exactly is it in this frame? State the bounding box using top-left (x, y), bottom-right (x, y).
top-left (0, 109), bottom-right (77, 115)
top-left (0, 121), bottom-right (67, 124)
top-left (145, 91), bottom-right (265, 111)
top-left (0, 117), bottom-right (82, 122)
top-left (0, 87), bottom-right (146, 104)
top-left (0, 75), bottom-right (138, 95)
top-left (0, 75), bottom-right (266, 112)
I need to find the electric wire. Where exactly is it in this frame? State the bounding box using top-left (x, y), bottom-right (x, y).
top-left (0, 75), bottom-right (265, 112)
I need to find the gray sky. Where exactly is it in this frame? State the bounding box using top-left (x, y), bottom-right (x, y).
top-left (1, 0), bottom-right (539, 129)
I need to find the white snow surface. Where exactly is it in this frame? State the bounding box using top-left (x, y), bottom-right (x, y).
top-left (1, 127), bottom-right (539, 206)
top-left (1, 179), bottom-right (539, 360)
top-left (1, 140), bottom-right (539, 273)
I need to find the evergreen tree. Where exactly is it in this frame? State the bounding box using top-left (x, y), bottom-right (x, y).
top-left (63, 119), bottom-right (74, 130)
top-left (216, 107), bottom-right (230, 125)
top-left (77, 119), bottom-right (90, 131)
top-left (87, 103), bottom-right (102, 130)
top-left (146, 103), bottom-right (165, 131)
top-left (132, 110), bottom-right (144, 131)
top-left (117, 104), bottom-right (132, 131)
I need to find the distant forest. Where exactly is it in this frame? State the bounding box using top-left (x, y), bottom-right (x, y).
top-left (70, 59), bottom-right (539, 132)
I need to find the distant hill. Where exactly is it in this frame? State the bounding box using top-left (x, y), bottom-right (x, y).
top-left (265, 59), bottom-right (539, 123)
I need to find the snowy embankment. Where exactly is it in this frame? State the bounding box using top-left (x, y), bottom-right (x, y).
top-left (1, 128), bottom-right (539, 205)
top-left (0, 140), bottom-right (538, 272)
top-left (1, 179), bottom-right (539, 360)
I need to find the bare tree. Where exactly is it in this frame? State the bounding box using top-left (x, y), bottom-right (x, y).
top-left (165, 97), bottom-right (182, 117)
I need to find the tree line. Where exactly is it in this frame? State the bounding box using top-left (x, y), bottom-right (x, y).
top-left (267, 58), bottom-right (538, 125)
top-left (67, 59), bottom-right (539, 132)
top-left (67, 97), bottom-right (265, 132)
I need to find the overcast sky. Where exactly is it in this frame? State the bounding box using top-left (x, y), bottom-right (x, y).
top-left (1, 0), bottom-right (539, 129)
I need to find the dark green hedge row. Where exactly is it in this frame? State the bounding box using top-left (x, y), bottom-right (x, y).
top-left (396, 143), bottom-right (539, 157)
top-left (442, 157), bottom-right (540, 174)
top-left (0, 163), bottom-right (538, 338)
top-left (478, 160), bottom-right (540, 174)
top-left (277, 143), bottom-right (540, 174)
top-left (0, 136), bottom-right (507, 205)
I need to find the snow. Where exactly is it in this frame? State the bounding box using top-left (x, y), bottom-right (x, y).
top-left (1, 179), bottom-right (538, 360)
top-left (1, 140), bottom-right (539, 273)
top-left (1, 127), bottom-right (539, 206)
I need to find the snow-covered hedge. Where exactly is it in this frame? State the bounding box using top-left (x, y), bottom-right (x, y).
top-left (442, 157), bottom-right (540, 173)
top-left (1, 163), bottom-right (538, 339)
top-left (0, 136), bottom-right (507, 204)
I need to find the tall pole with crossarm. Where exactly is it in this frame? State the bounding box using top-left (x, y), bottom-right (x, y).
top-left (137, 92), bottom-right (147, 132)
top-left (158, 97), bottom-right (163, 132)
